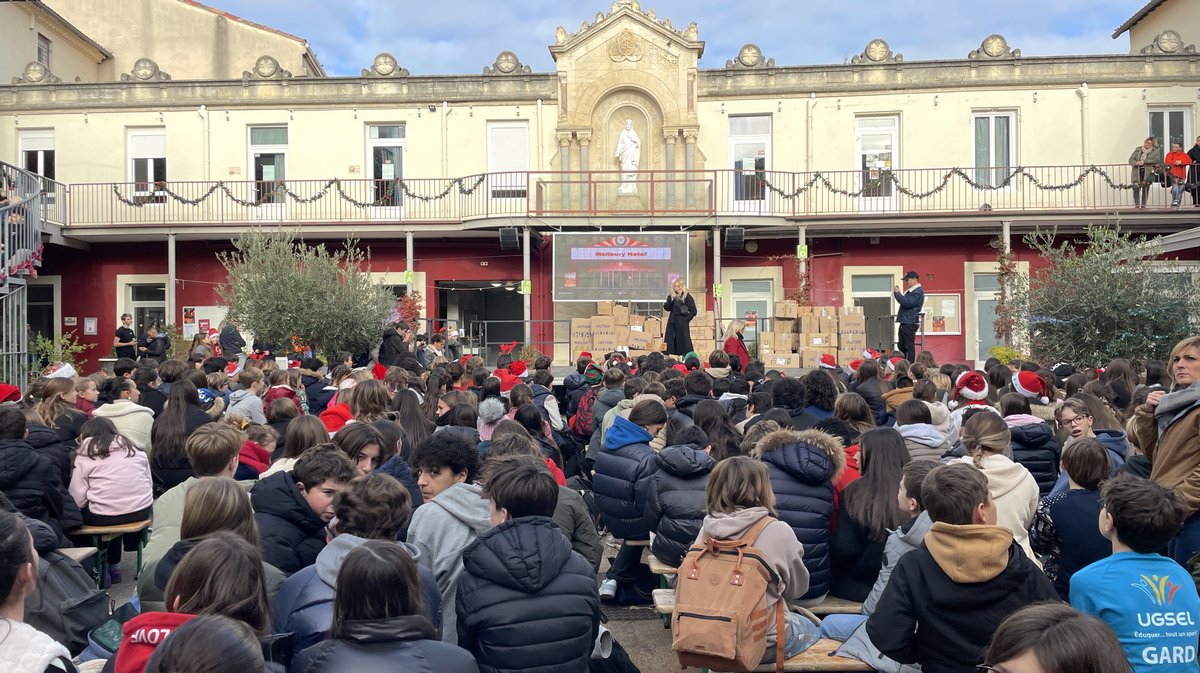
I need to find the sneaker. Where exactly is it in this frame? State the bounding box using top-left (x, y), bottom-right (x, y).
top-left (108, 565), bottom-right (122, 584)
top-left (599, 579), bottom-right (617, 600)
top-left (1172, 201), bottom-right (1180, 208)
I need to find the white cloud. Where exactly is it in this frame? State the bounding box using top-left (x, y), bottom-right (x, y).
top-left (220, 0), bottom-right (1138, 75)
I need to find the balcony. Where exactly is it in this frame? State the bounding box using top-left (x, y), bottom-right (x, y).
top-left (56, 164), bottom-right (1196, 234)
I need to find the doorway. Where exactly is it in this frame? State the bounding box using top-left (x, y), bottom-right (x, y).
top-left (856, 116), bottom-right (898, 213)
top-left (437, 281), bottom-right (524, 363)
top-left (843, 266), bottom-right (903, 354)
top-left (973, 273), bottom-right (1000, 368)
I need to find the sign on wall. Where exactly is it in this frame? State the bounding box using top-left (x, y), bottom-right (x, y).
top-left (552, 233), bottom-right (690, 302)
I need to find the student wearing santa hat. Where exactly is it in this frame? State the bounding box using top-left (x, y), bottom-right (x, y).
top-left (948, 371), bottom-right (1001, 429)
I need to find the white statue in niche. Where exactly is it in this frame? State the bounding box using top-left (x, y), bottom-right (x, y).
top-left (614, 119), bottom-right (641, 194)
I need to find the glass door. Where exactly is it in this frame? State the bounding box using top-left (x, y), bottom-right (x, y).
top-left (973, 273), bottom-right (1000, 368)
top-left (1150, 109), bottom-right (1190, 150)
top-left (851, 273), bottom-right (898, 353)
top-left (249, 126), bottom-right (288, 220)
top-left (729, 116), bottom-right (771, 211)
top-left (730, 279), bottom-right (773, 359)
top-left (129, 284), bottom-right (166, 335)
top-left (368, 124), bottom-right (405, 219)
top-left (856, 117), bottom-right (898, 213)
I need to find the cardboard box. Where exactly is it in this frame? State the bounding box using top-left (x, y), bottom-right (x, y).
top-left (570, 318), bottom-right (594, 357)
top-left (814, 306), bottom-right (837, 318)
top-left (838, 349), bottom-right (862, 365)
top-left (628, 314), bottom-right (645, 329)
top-left (596, 301), bottom-right (613, 316)
top-left (799, 315), bottom-right (819, 334)
top-left (758, 332), bottom-right (776, 350)
top-left (839, 305), bottom-right (865, 316)
top-left (839, 315), bottom-right (867, 332)
top-left (818, 316), bottom-right (838, 334)
top-left (796, 306), bottom-right (814, 317)
top-left (644, 317), bottom-right (663, 338)
top-left (775, 333), bottom-right (795, 353)
top-left (612, 304), bottom-right (631, 325)
top-left (774, 317), bottom-right (797, 334)
top-left (774, 301), bottom-right (799, 319)
top-left (615, 326), bottom-right (630, 346)
top-left (807, 332), bottom-right (837, 348)
top-left (840, 331), bottom-right (868, 349)
top-left (591, 316), bottom-right (616, 352)
top-left (628, 330), bottom-right (652, 350)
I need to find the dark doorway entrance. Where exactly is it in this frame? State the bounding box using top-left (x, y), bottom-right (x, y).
top-left (436, 281), bottom-right (523, 364)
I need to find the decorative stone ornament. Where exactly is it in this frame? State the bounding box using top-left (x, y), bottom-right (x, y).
top-left (726, 43), bottom-right (775, 69)
top-left (362, 52), bottom-right (409, 77)
top-left (1140, 30), bottom-right (1196, 55)
top-left (13, 61), bottom-right (61, 85)
top-left (121, 58), bottom-right (171, 82)
top-left (484, 51), bottom-right (531, 75)
top-left (608, 29), bottom-right (644, 62)
top-left (969, 34), bottom-right (1021, 59)
top-left (851, 39), bottom-right (903, 64)
top-left (554, 1), bottom-right (699, 45)
top-left (243, 55), bottom-right (292, 80)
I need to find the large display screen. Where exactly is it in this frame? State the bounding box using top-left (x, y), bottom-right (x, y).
top-left (552, 233), bottom-right (690, 302)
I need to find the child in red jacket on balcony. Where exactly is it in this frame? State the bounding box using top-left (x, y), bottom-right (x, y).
top-left (1166, 141), bottom-right (1194, 208)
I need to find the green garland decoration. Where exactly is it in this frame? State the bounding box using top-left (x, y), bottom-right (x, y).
top-left (111, 174), bottom-right (488, 209)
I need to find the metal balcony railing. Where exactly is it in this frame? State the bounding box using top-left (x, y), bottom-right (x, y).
top-left (1, 160), bottom-right (46, 389)
top-left (57, 164), bottom-right (1189, 228)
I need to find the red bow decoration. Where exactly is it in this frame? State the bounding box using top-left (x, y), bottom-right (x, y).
top-left (498, 341), bottom-right (519, 355)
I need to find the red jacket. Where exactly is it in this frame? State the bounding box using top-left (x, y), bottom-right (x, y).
top-left (544, 458), bottom-right (567, 486)
top-left (1166, 150), bottom-right (1193, 180)
top-left (238, 439), bottom-right (271, 476)
top-left (263, 385), bottom-right (303, 414)
top-left (831, 443), bottom-right (862, 533)
top-left (114, 612), bottom-right (196, 673)
top-left (723, 335), bottom-right (751, 370)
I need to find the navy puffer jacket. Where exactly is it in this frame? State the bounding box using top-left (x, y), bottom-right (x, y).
top-left (644, 443), bottom-right (715, 567)
top-left (751, 427), bottom-right (845, 600)
top-left (292, 614), bottom-right (477, 673)
top-left (0, 439), bottom-right (73, 537)
top-left (593, 416), bottom-right (659, 540)
top-left (1007, 419), bottom-right (1061, 496)
top-left (456, 517), bottom-right (600, 673)
top-left (251, 471), bottom-right (328, 575)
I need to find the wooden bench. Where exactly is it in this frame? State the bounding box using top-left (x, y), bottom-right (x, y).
top-left (652, 588), bottom-right (863, 618)
top-left (59, 547), bottom-right (98, 564)
top-left (69, 520), bottom-right (152, 584)
top-left (757, 638), bottom-right (873, 672)
top-left (646, 553), bottom-right (678, 576)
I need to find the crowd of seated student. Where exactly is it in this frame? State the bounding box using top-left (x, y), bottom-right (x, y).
top-left (5, 340), bottom-right (1200, 673)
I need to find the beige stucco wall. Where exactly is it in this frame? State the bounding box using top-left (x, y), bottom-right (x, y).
top-left (43, 0), bottom-right (318, 80)
top-left (0, 4), bottom-right (104, 85)
top-left (1127, 0), bottom-right (1200, 54)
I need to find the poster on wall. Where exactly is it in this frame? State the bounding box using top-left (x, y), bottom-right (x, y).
top-left (181, 306), bottom-right (229, 340)
top-left (552, 233), bottom-right (690, 302)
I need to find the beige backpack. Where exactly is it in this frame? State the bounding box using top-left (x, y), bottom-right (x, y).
top-left (671, 516), bottom-right (785, 673)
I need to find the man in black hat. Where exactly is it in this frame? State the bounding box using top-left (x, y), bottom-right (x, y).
top-left (893, 271), bottom-right (924, 362)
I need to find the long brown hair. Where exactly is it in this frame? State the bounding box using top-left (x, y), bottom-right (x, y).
top-left (705, 456), bottom-right (777, 517)
top-left (843, 428), bottom-right (910, 541)
top-left (35, 377), bottom-right (78, 428)
top-left (164, 532), bottom-right (270, 634)
top-left (330, 540), bottom-right (425, 638)
top-left (834, 392), bottom-right (875, 438)
top-left (959, 411), bottom-right (1011, 467)
top-left (283, 415), bottom-right (329, 460)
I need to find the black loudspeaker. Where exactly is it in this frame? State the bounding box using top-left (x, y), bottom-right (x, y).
top-left (499, 227), bottom-right (520, 250)
top-left (724, 227), bottom-right (745, 250)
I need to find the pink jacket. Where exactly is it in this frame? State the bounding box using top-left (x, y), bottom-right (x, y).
top-left (69, 439), bottom-right (153, 516)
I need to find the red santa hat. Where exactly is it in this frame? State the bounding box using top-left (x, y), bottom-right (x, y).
top-left (886, 357), bottom-right (903, 371)
top-left (849, 359), bottom-right (863, 371)
top-left (819, 354), bottom-right (837, 370)
top-left (578, 351), bottom-right (593, 360)
top-left (863, 348), bottom-right (881, 361)
top-left (288, 360), bottom-right (301, 369)
top-left (372, 361), bottom-right (388, 380)
top-left (207, 328), bottom-right (220, 339)
top-left (1012, 371), bottom-right (1050, 405)
top-left (949, 371), bottom-right (989, 410)
top-left (510, 360), bottom-right (527, 377)
top-left (0, 384), bottom-right (20, 403)
top-left (224, 360), bottom-right (242, 377)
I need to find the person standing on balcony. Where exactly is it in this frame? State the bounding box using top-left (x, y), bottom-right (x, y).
top-left (664, 279), bottom-right (695, 358)
top-left (1188, 136), bottom-right (1200, 208)
top-left (615, 119), bottom-right (640, 195)
top-left (114, 313), bottom-right (137, 360)
top-left (893, 271), bottom-right (924, 363)
top-left (1128, 136), bottom-right (1163, 209)
top-left (1165, 142), bottom-right (1193, 209)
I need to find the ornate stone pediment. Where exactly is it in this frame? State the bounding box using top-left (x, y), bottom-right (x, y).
top-left (362, 53), bottom-right (409, 77)
top-left (243, 55), bottom-right (292, 80)
top-left (850, 38), bottom-right (903, 65)
top-left (13, 61), bottom-right (61, 85)
top-left (551, 0), bottom-right (702, 60)
top-left (121, 58), bottom-right (172, 82)
top-left (969, 34), bottom-right (1020, 59)
top-left (484, 50), bottom-right (531, 75)
top-left (1139, 30), bottom-right (1196, 55)
top-left (726, 44), bottom-right (775, 69)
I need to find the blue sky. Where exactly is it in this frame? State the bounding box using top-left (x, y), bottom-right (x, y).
top-left (221, 1), bottom-right (1141, 76)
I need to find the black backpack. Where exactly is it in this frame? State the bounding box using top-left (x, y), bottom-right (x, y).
top-left (24, 551), bottom-right (112, 655)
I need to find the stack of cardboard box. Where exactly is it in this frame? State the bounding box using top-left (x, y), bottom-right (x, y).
top-left (757, 302), bottom-right (868, 369)
top-left (569, 301), bottom-right (666, 359)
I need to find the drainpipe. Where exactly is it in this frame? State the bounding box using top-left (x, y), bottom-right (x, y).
top-left (1077, 84), bottom-right (1089, 165)
top-left (713, 227), bottom-right (722, 336)
top-left (442, 102), bottom-right (450, 177)
top-left (536, 99), bottom-right (544, 168)
top-left (806, 93), bottom-right (816, 173)
top-left (167, 233), bottom-right (177, 325)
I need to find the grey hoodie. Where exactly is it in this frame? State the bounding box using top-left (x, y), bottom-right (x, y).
top-left (895, 423), bottom-right (950, 462)
top-left (835, 512), bottom-right (932, 673)
top-left (407, 481), bottom-right (492, 644)
top-left (227, 388), bottom-right (267, 424)
top-left (696, 506), bottom-right (809, 645)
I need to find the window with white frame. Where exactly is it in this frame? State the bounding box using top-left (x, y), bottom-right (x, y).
top-left (367, 124), bottom-right (405, 206)
top-left (128, 128), bottom-right (167, 203)
top-left (973, 112), bottom-right (1015, 188)
top-left (487, 121), bottom-right (529, 199)
top-left (730, 115), bottom-right (771, 201)
top-left (37, 34), bottom-right (51, 68)
top-left (1149, 109), bottom-right (1190, 151)
top-left (19, 129), bottom-right (54, 180)
top-left (249, 126), bottom-right (288, 204)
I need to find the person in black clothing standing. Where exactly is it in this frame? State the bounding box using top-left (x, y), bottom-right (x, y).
top-left (663, 279), bottom-right (696, 357)
top-left (892, 271), bottom-right (924, 362)
top-left (114, 313), bottom-right (137, 360)
top-left (1188, 134), bottom-right (1200, 207)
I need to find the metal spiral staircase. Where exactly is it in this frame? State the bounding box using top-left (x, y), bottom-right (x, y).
top-left (1, 160), bottom-right (46, 390)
